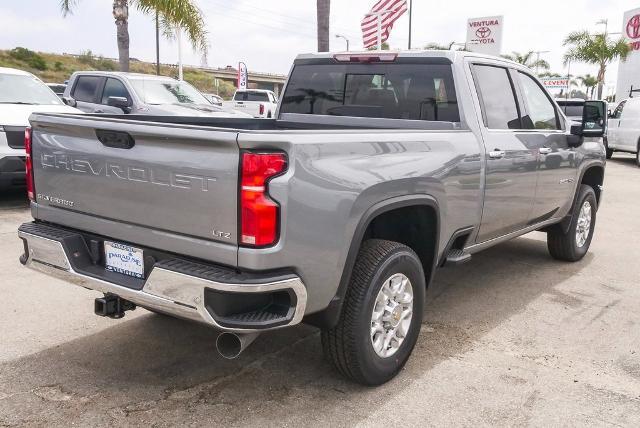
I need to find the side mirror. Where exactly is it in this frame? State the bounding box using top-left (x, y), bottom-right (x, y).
top-left (581, 100), bottom-right (607, 138)
top-left (107, 96), bottom-right (131, 113)
top-left (62, 96), bottom-right (77, 107)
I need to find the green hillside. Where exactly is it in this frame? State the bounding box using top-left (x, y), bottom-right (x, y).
top-left (0, 47), bottom-right (237, 99)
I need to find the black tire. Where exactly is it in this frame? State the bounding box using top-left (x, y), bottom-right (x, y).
top-left (547, 184), bottom-right (597, 262)
top-left (636, 143), bottom-right (640, 167)
top-left (321, 239), bottom-right (425, 385)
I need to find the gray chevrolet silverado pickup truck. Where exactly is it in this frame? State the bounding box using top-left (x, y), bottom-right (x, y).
top-left (18, 51), bottom-right (607, 385)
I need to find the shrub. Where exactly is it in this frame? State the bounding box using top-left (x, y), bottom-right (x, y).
top-left (8, 47), bottom-right (47, 70)
top-left (54, 61), bottom-right (64, 72)
top-left (95, 57), bottom-right (117, 71)
top-left (78, 50), bottom-right (94, 65)
top-left (28, 56), bottom-right (47, 70)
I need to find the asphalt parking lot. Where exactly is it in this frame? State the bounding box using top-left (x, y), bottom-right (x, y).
top-left (1, 155), bottom-right (639, 427)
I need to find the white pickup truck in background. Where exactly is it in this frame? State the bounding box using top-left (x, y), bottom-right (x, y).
top-left (229, 89), bottom-right (278, 118)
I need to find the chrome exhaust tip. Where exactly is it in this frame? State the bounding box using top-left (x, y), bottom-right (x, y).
top-left (216, 332), bottom-right (260, 359)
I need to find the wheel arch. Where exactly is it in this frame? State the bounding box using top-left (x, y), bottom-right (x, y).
top-left (555, 162), bottom-right (604, 234)
top-left (304, 195), bottom-right (440, 329)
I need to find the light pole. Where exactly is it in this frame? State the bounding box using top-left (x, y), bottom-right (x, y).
top-left (335, 34), bottom-right (350, 51)
top-left (176, 28), bottom-right (183, 81)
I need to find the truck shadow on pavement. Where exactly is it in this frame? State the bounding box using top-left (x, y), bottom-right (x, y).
top-left (0, 236), bottom-right (594, 426)
top-left (0, 190), bottom-right (28, 210)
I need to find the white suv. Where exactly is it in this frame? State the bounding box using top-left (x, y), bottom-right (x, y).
top-left (607, 97), bottom-right (640, 166)
top-left (0, 67), bottom-right (81, 190)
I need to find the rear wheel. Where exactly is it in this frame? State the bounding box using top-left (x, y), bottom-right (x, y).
top-left (547, 185), bottom-right (597, 262)
top-left (636, 143), bottom-right (640, 166)
top-left (321, 239), bottom-right (425, 385)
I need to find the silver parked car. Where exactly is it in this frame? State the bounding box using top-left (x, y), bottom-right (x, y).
top-left (63, 71), bottom-right (251, 118)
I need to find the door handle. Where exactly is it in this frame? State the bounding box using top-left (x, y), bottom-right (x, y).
top-left (94, 109), bottom-right (104, 113)
top-left (539, 147), bottom-right (553, 155)
top-left (489, 149), bottom-right (506, 159)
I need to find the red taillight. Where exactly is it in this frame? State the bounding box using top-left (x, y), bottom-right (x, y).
top-left (259, 103), bottom-right (265, 115)
top-left (24, 127), bottom-right (35, 201)
top-left (240, 152), bottom-right (287, 247)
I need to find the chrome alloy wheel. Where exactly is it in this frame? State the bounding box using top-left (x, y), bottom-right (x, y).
top-left (370, 273), bottom-right (414, 358)
top-left (575, 201), bottom-right (592, 248)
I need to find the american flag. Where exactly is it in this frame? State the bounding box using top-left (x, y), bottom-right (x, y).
top-left (361, 0), bottom-right (408, 49)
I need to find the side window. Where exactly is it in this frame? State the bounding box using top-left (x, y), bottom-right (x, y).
top-left (613, 101), bottom-right (626, 119)
top-left (517, 72), bottom-right (559, 130)
top-left (72, 76), bottom-right (102, 103)
top-left (473, 65), bottom-right (521, 129)
top-left (101, 78), bottom-right (130, 104)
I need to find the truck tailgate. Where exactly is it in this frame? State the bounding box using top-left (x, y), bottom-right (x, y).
top-left (233, 101), bottom-right (260, 117)
top-left (29, 114), bottom-right (240, 265)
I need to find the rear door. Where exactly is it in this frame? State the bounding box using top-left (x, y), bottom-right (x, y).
top-left (70, 75), bottom-right (104, 113)
top-left (471, 63), bottom-right (539, 242)
top-left (30, 115), bottom-right (240, 265)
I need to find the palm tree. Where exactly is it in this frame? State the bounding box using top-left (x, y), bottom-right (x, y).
top-left (577, 74), bottom-right (598, 99)
top-left (60, 0), bottom-right (208, 72)
top-left (563, 30), bottom-right (631, 99)
top-left (316, 0), bottom-right (330, 52)
top-left (501, 51), bottom-right (550, 72)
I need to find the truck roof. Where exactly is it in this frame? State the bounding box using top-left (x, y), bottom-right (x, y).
top-left (295, 50), bottom-right (521, 67)
top-left (70, 71), bottom-right (178, 80)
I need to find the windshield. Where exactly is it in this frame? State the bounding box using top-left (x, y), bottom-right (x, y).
top-left (0, 74), bottom-right (63, 105)
top-left (129, 78), bottom-right (209, 105)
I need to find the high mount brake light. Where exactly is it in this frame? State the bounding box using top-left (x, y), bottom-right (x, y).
top-left (24, 127), bottom-right (35, 201)
top-left (240, 152), bottom-right (287, 247)
top-left (333, 53), bottom-right (398, 63)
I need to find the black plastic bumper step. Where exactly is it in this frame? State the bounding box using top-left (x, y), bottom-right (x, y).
top-left (445, 249), bottom-right (472, 265)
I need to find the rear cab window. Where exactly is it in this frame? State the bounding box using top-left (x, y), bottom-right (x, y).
top-left (279, 59), bottom-right (460, 122)
top-left (235, 91), bottom-right (270, 102)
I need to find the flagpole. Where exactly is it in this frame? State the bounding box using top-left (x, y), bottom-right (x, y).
top-left (408, 0), bottom-right (412, 49)
top-left (377, 14), bottom-right (382, 50)
top-left (366, 10), bottom-right (393, 50)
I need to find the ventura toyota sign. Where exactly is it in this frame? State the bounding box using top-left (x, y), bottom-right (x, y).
top-left (616, 7), bottom-right (640, 101)
top-left (466, 16), bottom-right (504, 56)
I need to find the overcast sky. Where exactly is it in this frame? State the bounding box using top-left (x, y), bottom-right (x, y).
top-left (0, 0), bottom-right (635, 94)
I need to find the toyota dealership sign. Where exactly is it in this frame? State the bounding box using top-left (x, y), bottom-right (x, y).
top-left (616, 7), bottom-right (640, 101)
top-left (466, 16), bottom-right (504, 56)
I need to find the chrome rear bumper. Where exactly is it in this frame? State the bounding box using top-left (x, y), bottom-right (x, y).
top-left (18, 224), bottom-right (307, 333)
